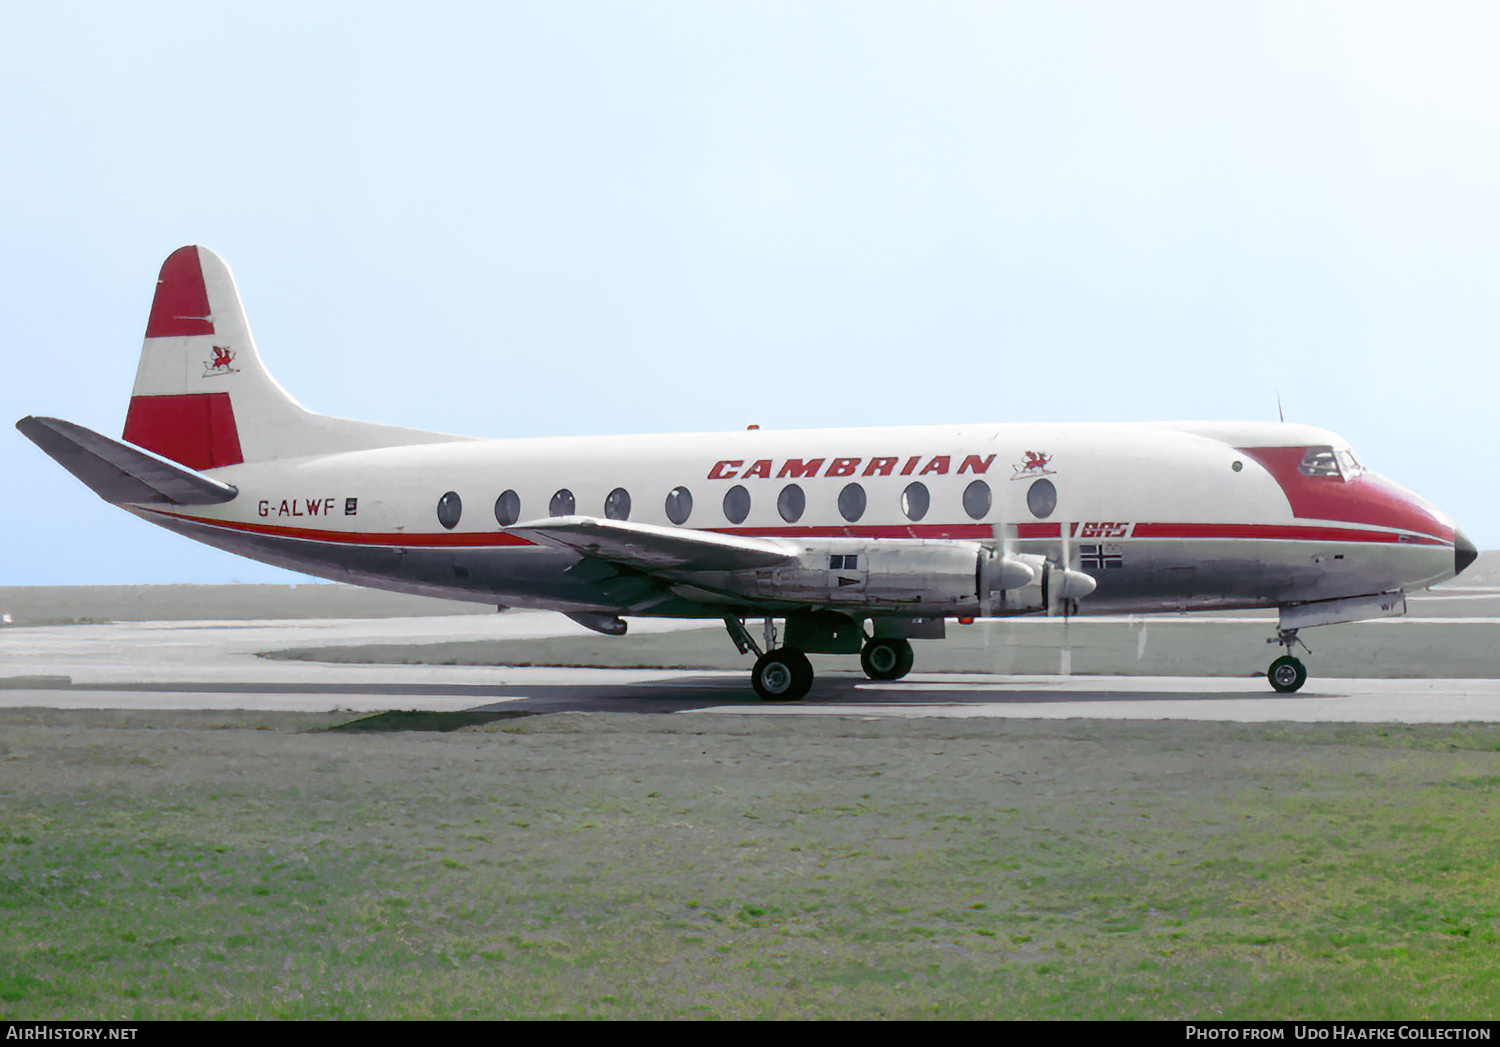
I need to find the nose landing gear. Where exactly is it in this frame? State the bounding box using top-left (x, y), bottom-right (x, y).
top-left (1268, 654), bottom-right (1307, 693)
top-left (1266, 628), bottom-right (1311, 693)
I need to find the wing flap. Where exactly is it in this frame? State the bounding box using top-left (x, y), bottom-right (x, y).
top-left (509, 515), bottom-right (794, 572)
top-left (17, 416), bottom-right (238, 505)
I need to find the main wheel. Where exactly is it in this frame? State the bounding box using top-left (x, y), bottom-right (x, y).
top-left (752, 648), bottom-right (814, 701)
top-left (1267, 655), bottom-right (1307, 694)
top-left (861, 637), bottom-right (915, 681)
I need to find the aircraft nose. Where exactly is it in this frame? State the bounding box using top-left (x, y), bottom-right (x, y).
top-left (1454, 528), bottom-right (1479, 578)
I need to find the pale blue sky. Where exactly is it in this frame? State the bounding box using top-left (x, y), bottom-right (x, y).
top-left (4, 2), bottom-right (1497, 584)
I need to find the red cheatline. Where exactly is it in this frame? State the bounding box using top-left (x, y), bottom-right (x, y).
top-left (138, 510), bottom-right (1451, 550)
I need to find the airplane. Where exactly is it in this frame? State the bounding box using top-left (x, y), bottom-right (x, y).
top-left (17, 246), bottom-right (1479, 701)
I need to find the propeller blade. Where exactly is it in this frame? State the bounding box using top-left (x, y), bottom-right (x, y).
top-left (1060, 519), bottom-right (1073, 674)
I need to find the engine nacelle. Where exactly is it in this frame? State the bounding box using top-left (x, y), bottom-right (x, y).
top-left (979, 550), bottom-right (1097, 615)
top-left (982, 550), bottom-right (1047, 614)
top-left (696, 539), bottom-right (1044, 616)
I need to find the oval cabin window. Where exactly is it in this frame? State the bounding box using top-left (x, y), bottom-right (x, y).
top-left (605, 488), bottom-right (631, 521)
top-left (436, 491), bottom-right (462, 530)
top-left (1027, 478), bottom-right (1056, 519)
top-left (838, 483), bottom-right (867, 523)
top-left (901, 481), bottom-right (929, 522)
top-left (665, 486), bottom-right (693, 524)
top-left (723, 485), bottom-right (751, 525)
top-left (494, 490), bottom-right (520, 526)
top-left (962, 480), bottom-right (992, 521)
top-left (777, 484), bottom-right (806, 523)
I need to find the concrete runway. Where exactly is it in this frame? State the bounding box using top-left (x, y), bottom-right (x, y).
top-left (4, 605), bottom-right (1500, 722)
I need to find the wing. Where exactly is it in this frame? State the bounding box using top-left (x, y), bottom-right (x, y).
top-left (16, 416), bottom-right (238, 506)
top-left (507, 515), bottom-right (794, 572)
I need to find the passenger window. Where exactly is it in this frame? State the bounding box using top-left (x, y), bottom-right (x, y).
top-left (550, 489), bottom-right (575, 517)
top-left (665, 486), bottom-right (693, 524)
top-left (494, 490), bottom-right (521, 527)
top-left (436, 491), bottom-right (462, 530)
top-left (1027, 478), bottom-right (1056, 519)
top-left (723, 484), bottom-right (751, 525)
top-left (605, 487), bottom-right (631, 521)
top-left (838, 482), bottom-right (867, 522)
top-left (778, 484), bottom-right (806, 523)
top-left (901, 481), bottom-right (929, 522)
top-left (963, 479), bottom-right (992, 520)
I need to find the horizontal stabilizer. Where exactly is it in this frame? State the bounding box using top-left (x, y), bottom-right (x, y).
top-left (16, 416), bottom-right (238, 506)
top-left (509, 515), bottom-right (795, 572)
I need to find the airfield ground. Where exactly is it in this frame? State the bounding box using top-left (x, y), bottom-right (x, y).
top-left (4, 711), bottom-right (1500, 1019)
top-left (1, 558), bottom-right (1498, 1019)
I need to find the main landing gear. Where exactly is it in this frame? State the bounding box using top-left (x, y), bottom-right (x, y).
top-left (860, 637), bottom-right (914, 681)
top-left (724, 616), bottom-right (918, 701)
top-left (751, 647), bottom-right (813, 701)
top-left (724, 616), bottom-right (812, 701)
top-left (1266, 628), bottom-right (1310, 693)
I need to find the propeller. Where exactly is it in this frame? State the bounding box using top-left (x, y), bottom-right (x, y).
top-left (992, 496), bottom-right (1015, 562)
top-left (1047, 522), bottom-right (1097, 615)
top-left (1059, 521), bottom-right (1073, 675)
top-left (1048, 521), bottom-right (1100, 676)
top-left (990, 510), bottom-right (1016, 608)
top-left (983, 504), bottom-right (1034, 615)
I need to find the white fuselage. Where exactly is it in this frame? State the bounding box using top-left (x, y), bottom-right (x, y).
top-left (132, 419), bottom-right (1460, 618)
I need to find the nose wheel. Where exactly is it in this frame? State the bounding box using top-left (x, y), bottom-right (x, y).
top-left (1266, 628), bottom-right (1310, 693)
top-left (1267, 655), bottom-right (1307, 693)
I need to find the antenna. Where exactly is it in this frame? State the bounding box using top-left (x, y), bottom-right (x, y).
top-left (1276, 388), bottom-right (1285, 423)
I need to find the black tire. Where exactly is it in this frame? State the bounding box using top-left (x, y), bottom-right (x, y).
top-left (1267, 655), bottom-right (1307, 694)
top-left (752, 648), bottom-right (814, 701)
top-left (861, 637), bottom-right (915, 681)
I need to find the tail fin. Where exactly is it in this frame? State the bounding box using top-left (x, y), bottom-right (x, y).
top-left (122, 246), bottom-right (457, 469)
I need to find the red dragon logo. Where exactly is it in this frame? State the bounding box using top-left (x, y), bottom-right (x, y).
top-left (203, 345), bottom-right (239, 377)
top-left (1011, 450), bottom-right (1056, 480)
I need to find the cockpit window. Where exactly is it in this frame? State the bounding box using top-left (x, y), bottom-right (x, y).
top-left (1298, 446), bottom-right (1362, 480)
top-left (1298, 447), bottom-right (1341, 477)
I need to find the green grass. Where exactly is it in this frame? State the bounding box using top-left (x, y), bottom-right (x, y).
top-left (2, 715), bottom-right (1499, 1018)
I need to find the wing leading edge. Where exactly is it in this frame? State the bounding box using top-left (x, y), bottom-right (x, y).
top-left (507, 515), bottom-right (795, 572)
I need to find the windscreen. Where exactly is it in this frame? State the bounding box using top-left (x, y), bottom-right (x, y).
top-left (1297, 446), bottom-right (1363, 480)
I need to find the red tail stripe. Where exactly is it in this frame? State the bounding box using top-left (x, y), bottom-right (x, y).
top-left (123, 393), bottom-right (244, 470)
top-left (144, 246), bottom-right (214, 338)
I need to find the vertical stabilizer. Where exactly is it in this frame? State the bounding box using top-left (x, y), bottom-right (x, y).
top-left (123, 246), bottom-right (457, 468)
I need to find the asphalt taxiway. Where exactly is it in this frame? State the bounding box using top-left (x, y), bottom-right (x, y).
top-left (4, 600), bottom-right (1499, 722)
